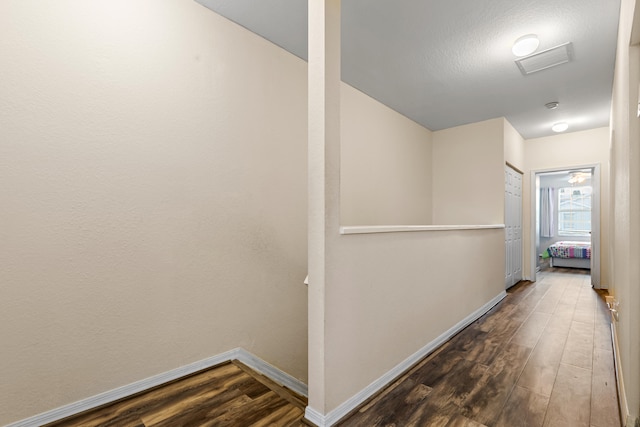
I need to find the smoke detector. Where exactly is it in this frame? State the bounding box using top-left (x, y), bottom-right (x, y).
top-left (545, 101), bottom-right (559, 110)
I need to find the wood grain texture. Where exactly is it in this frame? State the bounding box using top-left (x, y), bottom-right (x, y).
top-left (510, 312), bottom-right (551, 348)
top-left (494, 386), bottom-right (549, 427)
top-left (46, 361), bottom-right (306, 427)
top-left (561, 320), bottom-right (594, 369)
top-left (542, 363), bottom-right (592, 427)
top-left (460, 342), bottom-right (532, 425)
top-left (446, 414), bottom-right (488, 427)
top-left (533, 286), bottom-right (562, 314)
top-left (45, 269), bottom-right (619, 427)
top-left (516, 330), bottom-right (566, 397)
top-left (591, 347), bottom-right (622, 427)
top-left (337, 269), bottom-right (620, 427)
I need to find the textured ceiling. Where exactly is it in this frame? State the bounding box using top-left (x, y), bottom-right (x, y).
top-left (195, 0), bottom-right (620, 139)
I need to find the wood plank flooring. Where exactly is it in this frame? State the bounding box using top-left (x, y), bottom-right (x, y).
top-left (336, 268), bottom-right (621, 427)
top-left (46, 268), bottom-right (620, 427)
top-left (46, 360), bottom-right (308, 427)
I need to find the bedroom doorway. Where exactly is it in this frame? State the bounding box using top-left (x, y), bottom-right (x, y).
top-left (530, 164), bottom-right (601, 288)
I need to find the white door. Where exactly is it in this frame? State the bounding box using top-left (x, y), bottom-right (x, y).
top-left (505, 165), bottom-right (523, 288)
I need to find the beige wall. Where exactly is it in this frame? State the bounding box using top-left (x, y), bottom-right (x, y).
top-left (522, 128), bottom-right (610, 284)
top-left (323, 228), bottom-right (505, 412)
top-left (5, 0), bottom-right (633, 425)
top-left (432, 118), bottom-right (505, 224)
top-left (308, 5), bottom-right (506, 415)
top-left (609, 0), bottom-right (640, 422)
top-left (1, 1), bottom-right (446, 423)
top-left (341, 84), bottom-right (433, 226)
top-left (504, 119), bottom-right (525, 171)
top-left (0, 1), bottom-right (310, 424)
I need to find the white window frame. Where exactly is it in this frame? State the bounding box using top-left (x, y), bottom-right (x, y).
top-left (557, 186), bottom-right (592, 237)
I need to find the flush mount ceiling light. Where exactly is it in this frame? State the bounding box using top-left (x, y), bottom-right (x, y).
top-left (512, 34), bottom-right (539, 57)
top-left (568, 171), bottom-right (590, 184)
top-left (552, 122), bottom-right (569, 132)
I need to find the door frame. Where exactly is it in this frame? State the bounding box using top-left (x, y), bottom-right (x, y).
top-left (529, 163), bottom-right (601, 287)
top-left (505, 163), bottom-right (523, 288)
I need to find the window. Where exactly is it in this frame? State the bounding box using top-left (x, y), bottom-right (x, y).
top-left (558, 186), bottom-right (592, 236)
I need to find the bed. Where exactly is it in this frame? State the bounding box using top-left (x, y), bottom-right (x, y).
top-left (547, 241), bottom-right (591, 269)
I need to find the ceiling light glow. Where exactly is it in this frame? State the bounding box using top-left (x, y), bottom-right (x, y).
top-left (568, 172), bottom-right (589, 184)
top-left (512, 34), bottom-right (539, 57)
top-left (552, 122), bottom-right (569, 132)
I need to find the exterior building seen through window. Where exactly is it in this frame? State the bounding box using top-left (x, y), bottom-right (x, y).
top-left (558, 186), bottom-right (592, 237)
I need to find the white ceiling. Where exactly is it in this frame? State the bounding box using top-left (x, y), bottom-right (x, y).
top-left (195, 0), bottom-right (620, 139)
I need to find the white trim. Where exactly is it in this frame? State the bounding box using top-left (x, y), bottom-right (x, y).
top-left (529, 169), bottom-right (538, 282)
top-left (235, 348), bottom-right (308, 397)
top-left (7, 348), bottom-right (307, 427)
top-left (611, 319), bottom-right (631, 425)
top-left (591, 165), bottom-right (602, 287)
top-left (340, 224), bottom-right (505, 235)
top-left (304, 291), bottom-right (507, 427)
top-left (305, 406), bottom-right (326, 426)
top-left (529, 164), bottom-right (602, 287)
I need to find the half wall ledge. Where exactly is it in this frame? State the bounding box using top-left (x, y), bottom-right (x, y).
top-left (340, 224), bottom-right (505, 235)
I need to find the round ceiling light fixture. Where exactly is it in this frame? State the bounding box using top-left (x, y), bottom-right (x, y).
top-left (512, 34), bottom-right (539, 57)
top-left (552, 122), bottom-right (569, 132)
top-left (545, 101), bottom-right (559, 110)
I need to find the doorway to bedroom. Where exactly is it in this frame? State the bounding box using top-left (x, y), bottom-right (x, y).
top-left (531, 165), bottom-right (602, 288)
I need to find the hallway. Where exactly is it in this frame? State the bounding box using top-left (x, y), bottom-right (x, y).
top-left (43, 269), bottom-right (620, 427)
top-left (337, 269), bottom-right (620, 426)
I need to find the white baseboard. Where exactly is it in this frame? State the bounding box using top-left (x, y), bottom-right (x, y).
top-left (611, 319), bottom-right (632, 426)
top-left (10, 290), bottom-right (506, 427)
top-left (305, 290), bottom-right (507, 427)
top-left (305, 406), bottom-right (326, 426)
top-left (8, 348), bottom-right (307, 427)
top-left (235, 348), bottom-right (308, 397)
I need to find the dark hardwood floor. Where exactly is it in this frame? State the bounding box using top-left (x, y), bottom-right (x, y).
top-left (337, 268), bottom-right (621, 427)
top-left (46, 360), bottom-right (308, 427)
top-left (47, 268), bottom-right (620, 427)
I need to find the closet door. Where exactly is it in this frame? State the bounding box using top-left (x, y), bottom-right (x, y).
top-left (505, 165), bottom-right (523, 288)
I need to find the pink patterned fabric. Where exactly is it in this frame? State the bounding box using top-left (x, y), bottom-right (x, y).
top-left (547, 241), bottom-right (591, 259)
